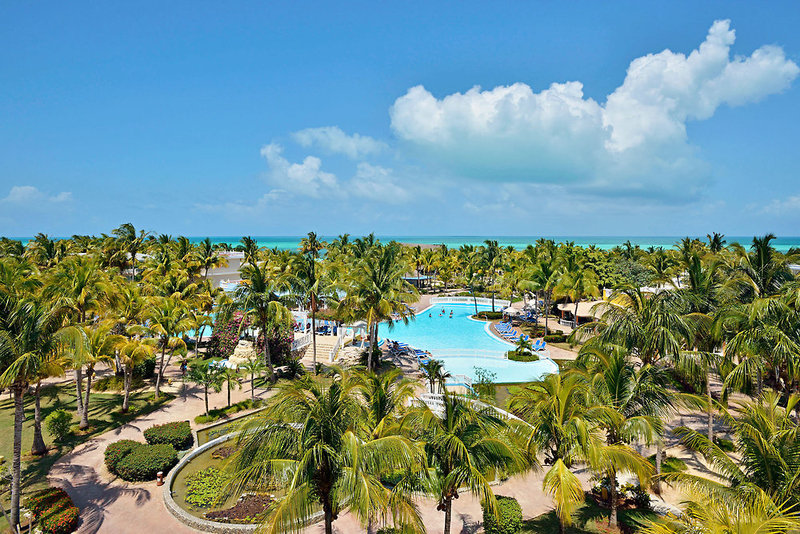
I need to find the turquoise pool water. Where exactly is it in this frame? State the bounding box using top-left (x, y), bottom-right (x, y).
top-left (382, 303), bottom-right (558, 383)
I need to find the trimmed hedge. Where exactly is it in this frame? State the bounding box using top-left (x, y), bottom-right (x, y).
top-left (144, 421), bottom-right (193, 450)
top-left (473, 311), bottom-right (503, 320)
top-left (483, 495), bottom-right (523, 534)
top-left (24, 487), bottom-right (79, 534)
top-left (105, 440), bottom-right (178, 481)
top-left (104, 439), bottom-right (139, 472)
top-left (507, 351), bottom-right (539, 362)
top-left (543, 334), bottom-right (567, 343)
top-left (194, 398), bottom-right (263, 424)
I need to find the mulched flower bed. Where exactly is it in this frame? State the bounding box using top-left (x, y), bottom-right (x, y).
top-left (204, 494), bottom-right (273, 523)
top-left (210, 446), bottom-right (236, 460)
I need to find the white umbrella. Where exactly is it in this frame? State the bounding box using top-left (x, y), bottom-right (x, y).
top-left (503, 307), bottom-right (520, 316)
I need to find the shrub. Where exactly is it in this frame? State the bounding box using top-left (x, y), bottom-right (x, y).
top-left (133, 355), bottom-right (156, 378)
top-left (45, 409), bottom-right (73, 442)
top-left (506, 351), bottom-right (539, 362)
top-left (93, 375), bottom-right (146, 392)
top-left (543, 334), bottom-right (567, 343)
top-left (24, 487), bottom-right (79, 534)
top-left (115, 443), bottom-right (178, 482)
top-left (144, 421), bottom-right (193, 450)
top-left (483, 495), bottom-right (523, 534)
top-left (185, 467), bottom-right (229, 508)
top-left (472, 311), bottom-right (503, 320)
top-left (104, 439), bottom-right (140, 472)
top-left (376, 529), bottom-right (402, 534)
top-left (39, 506), bottom-right (79, 534)
top-left (194, 399), bottom-right (263, 424)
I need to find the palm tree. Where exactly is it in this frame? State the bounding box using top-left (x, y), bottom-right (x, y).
top-left (74, 324), bottom-right (122, 429)
top-left (239, 236), bottom-right (260, 267)
top-left (225, 375), bottom-right (423, 534)
top-left (352, 368), bottom-right (416, 438)
top-left (338, 243), bottom-right (417, 370)
top-left (239, 358), bottom-right (264, 401)
top-left (482, 240), bottom-right (504, 311)
top-left (0, 298), bottom-right (84, 529)
top-left (706, 232), bottom-right (727, 254)
top-left (574, 287), bottom-right (691, 365)
top-left (220, 365), bottom-right (241, 408)
top-left (188, 360), bottom-right (224, 415)
top-left (112, 223), bottom-right (151, 279)
top-left (287, 251), bottom-right (333, 373)
top-left (555, 256), bottom-right (600, 328)
top-left (420, 359), bottom-right (446, 394)
top-left (197, 237), bottom-right (227, 278)
top-left (116, 336), bottom-right (155, 412)
top-left (145, 296), bottom-right (193, 399)
top-left (666, 393), bottom-right (800, 512)
top-left (402, 392), bottom-right (523, 534)
top-left (728, 234), bottom-right (793, 302)
top-left (522, 252), bottom-right (559, 334)
top-left (236, 262), bottom-right (293, 382)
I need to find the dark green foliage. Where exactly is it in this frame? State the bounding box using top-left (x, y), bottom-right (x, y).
top-left (143, 421), bottom-right (193, 450)
top-left (543, 334), bottom-right (567, 343)
top-left (25, 487), bottom-right (79, 534)
top-left (646, 454), bottom-right (688, 474)
top-left (115, 443), bottom-right (177, 481)
top-left (133, 355), bottom-right (156, 378)
top-left (194, 398), bottom-right (263, 424)
top-left (714, 436), bottom-right (735, 452)
top-left (92, 375), bottom-right (146, 391)
top-left (474, 367), bottom-right (497, 401)
top-left (185, 467), bottom-right (229, 508)
top-left (376, 529), bottom-right (402, 534)
top-left (45, 409), bottom-right (73, 442)
top-left (105, 440), bottom-right (178, 481)
top-left (104, 439), bottom-right (139, 472)
top-left (483, 495), bottom-right (523, 534)
top-left (208, 312), bottom-right (245, 359)
top-left (506, 351), bottom-right (539, 362)
top-left (473, 311), bottom-right (503, 320)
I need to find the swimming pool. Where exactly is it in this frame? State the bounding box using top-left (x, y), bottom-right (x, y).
top-left (382, 302), bottom-right (558, 383)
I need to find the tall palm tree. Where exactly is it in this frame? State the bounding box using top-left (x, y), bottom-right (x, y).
top-left (239, 236), bottom-right (260, 267)
top-left (145, 296), bottom-right (193, 399)
top-left (523, 254), bottom-right (559, 334)
top-left (402, 392), bottom-right (524, 534)
top-left (555, 255), bottom-right (600, 328)
top-left (74, 324), bottom-right (122, 429)
top-left (197, 237), bottom-right (227, 278)
top-left (352, 368), bottom-right (416, 438)
top-left (239, 358), bottom-right (264, 401)
top-left (287, 251), bottom-right (333, 373)
top-left (236, 262), bottom-right (293, 382)
top-left (112, 223), bottom-right (151, 280)
top-left (728, 234), bottom-right (793, 302)
top-left (188, 360), bottom-right (224, 415)
top-left (338, 243), bottom-right (417, 370)
top-left (225, 375), bottom-right (423, 534)
top-left (706, 232), bottom-right (727, 254)
top-left (0, 298), bottom-right (84, 529)
top-left (116, 335), bottom-right (155, 412)
top-left (482, 240), bottom-right (504, 311)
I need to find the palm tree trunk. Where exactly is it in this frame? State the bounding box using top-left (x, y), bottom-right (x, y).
top-left (609, 467), bottom-right (618, 527)
top-left (323, 497), bottom-right (334, 534)
top-left (574, 300), bottom-right (580, 327)
top-left (74, 368), bottom-right (85, 421)
top-left (311, 306), bottom-right (317, 374)
top-left (706, 372), bottom-right (714, 442)
top-left (227, 379), bottom-right (231, 407)
top-left (367, 323), bottom-right (375, 370)
top-left (155, 343), bottom-right (167, 400)
top-left (250, 372), bottom-right (255, 401)
top-left (263, 327), bottom-right (275, 383)
top-left (443, 498), bottom-right (453, 534)
top-left (122, 367), bottom-right (132, 413)
top-left (654, 441), bottom-right (662, 495)
top-left (204, 385), bottom-right (209, 415)
top-left (544, 293), bottom-right (550, 335)
top-left (31, 382), bottom-right (47, 456)
top-left (81, 366), bottom-right (94, 429)
top-left (10, 385), bottom-right (24, 530)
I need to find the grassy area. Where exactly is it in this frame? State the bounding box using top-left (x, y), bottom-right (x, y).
top-left (521, 499), bottom-right (658, 533)
top-left (0, 381), bottom-right (173, 495)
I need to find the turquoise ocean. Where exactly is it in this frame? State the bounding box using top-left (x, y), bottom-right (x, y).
top-left (9, 235), bottom-right (800, 252)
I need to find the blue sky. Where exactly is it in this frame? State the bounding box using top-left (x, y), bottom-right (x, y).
top-left (2, 1), bottom-right (800, 237)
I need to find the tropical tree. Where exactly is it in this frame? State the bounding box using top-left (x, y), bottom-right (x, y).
top-left (239, 358), bottom-right (264, 401)
top-left (116, 335), bottom-right (155, 412)
top-left (197, 237), bottom-right (227, 278)
top-left (287, 250), bottom-right (333, 373)
top-left (225, 375), bottom-right (424, 534)
top-left (352, 368), bottom-right (416, 438)
top-left (74, 324), bottom-right (122, 429)
top-left (402, 392), bottom-right (524, 534)
top-left (188, 360), bottom-right (224, 415)
top-left (236, 262), bottom-right (293, 382)
top-left (220, 365), bottom-right (241, 408)
top-left (112, 222), bottom-right (151, 279)
top-left (145, 296), bottom-right (193, 399)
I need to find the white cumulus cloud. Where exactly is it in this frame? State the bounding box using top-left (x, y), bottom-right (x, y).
top-left (389, 20), bottom-right (799, 196)
top-left (2, 185), bottom-right (72, 204)
top-left (291, 126), bottom-right (387, 159)
top-left (260, 143), bottom-right (337, 197)
top-left (349, 163), bottom-right (411, 204)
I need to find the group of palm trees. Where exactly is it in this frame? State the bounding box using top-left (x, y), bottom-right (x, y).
top-left (2, 228), bottom-right (800, 533)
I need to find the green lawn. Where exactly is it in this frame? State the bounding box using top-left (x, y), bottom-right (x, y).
top-left (0, 381), bottom-right (173, 495)
top-left (521, 499), bottom-right (659, 533)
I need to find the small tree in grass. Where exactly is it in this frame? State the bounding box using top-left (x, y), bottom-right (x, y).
top-left (188, 360), bottom-right (224, 415)
top-left (239, 358), bottom-right (264, 401)
top-left (220, 366), bottom-right (241, 407)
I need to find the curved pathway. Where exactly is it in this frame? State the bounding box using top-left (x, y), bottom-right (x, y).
top-left (48, 367), bottom-right (270, 534)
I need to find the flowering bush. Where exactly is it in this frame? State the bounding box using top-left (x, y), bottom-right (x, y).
top-left (143, 421), bottom-right (193, 450)
top-left (104, 439), bottom-right (139, 472)
top-left (24, 487), bottom-right (79, 534)
top-left (208, 312), bottom-right (246, 358)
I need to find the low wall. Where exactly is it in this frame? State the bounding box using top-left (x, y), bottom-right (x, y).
top-left (430, 296), bottom-right (511, 309)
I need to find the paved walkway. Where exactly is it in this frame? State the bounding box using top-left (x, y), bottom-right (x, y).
top-left (48, 366), bottom-right (271, 534)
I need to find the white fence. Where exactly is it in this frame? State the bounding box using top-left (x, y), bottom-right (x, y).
top-left (328, 328), bottom-right (348, 362)
top-left (417, 393), bottom-right (526, 424)
top-left (426, 348), bottom-right (551, 361)
top-left (291, 332), bottom-right (312, 351)
top-left (430, 296), bottom-right (511, 309)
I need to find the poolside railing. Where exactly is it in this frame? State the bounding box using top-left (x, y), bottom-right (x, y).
top-left (417, 393), bottom-right (526, 424)
top-left (430, 296), bottom-right (511, 309)
top-left (291, 332), bottom-right (312, 352)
